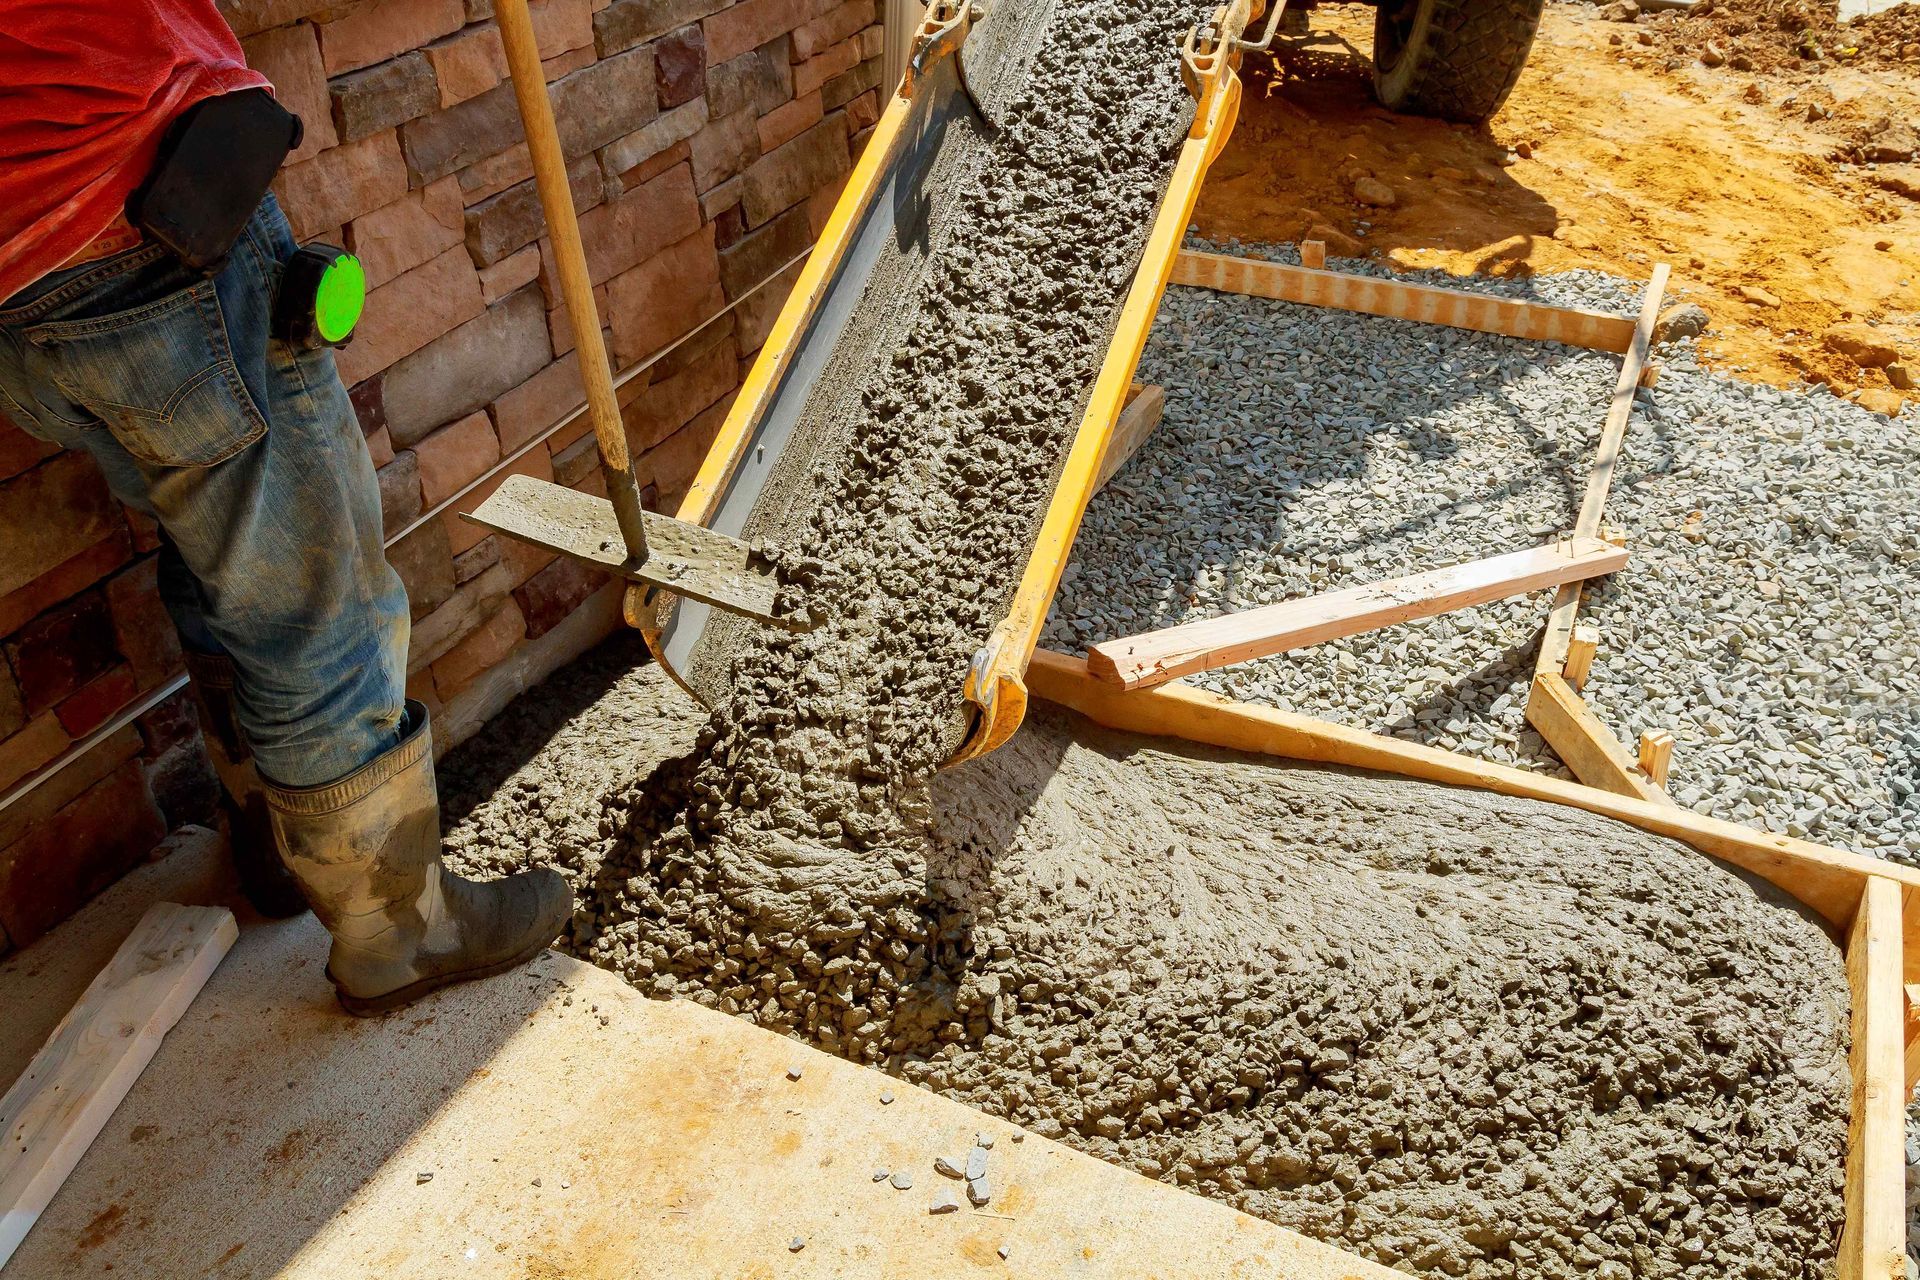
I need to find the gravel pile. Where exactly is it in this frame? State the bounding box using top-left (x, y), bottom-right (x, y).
top-left (1045, 238), bottom-right (1920, 861)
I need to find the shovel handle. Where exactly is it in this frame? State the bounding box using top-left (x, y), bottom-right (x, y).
top-left (495, 0), bottom-right (649, 564)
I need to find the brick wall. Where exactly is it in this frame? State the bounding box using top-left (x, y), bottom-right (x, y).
top-left (0, 0), bottom-right (886, 954)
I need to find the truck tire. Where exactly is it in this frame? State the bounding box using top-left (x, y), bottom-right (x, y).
top-left (1371, 0), bottom-right (1546, 124)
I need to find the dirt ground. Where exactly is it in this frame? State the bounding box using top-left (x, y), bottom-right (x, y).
top-left (1193, 0), bottom-right (1920, 409)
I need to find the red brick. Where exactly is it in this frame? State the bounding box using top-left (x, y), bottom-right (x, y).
top-left (622, 330), bottom-right (737, 449)
top-left (241, 21), bottom-right (337, 163)
top-left (690, 108), bottom-right (759, 192)
top-left (0, 660), bottom-right (22, 741)
top-left (492, 353), bottom-right (584, 453)
top-left (424, 22), bottom-right (508, 106)
top-left (846, 86), bottom-right (880, 132)
top-left (805, 165), bottom-right (847, 236)
top-left (458, 142), bottom-right (536, 203)
top-left (561, 161), bottom-right (702, 286)
top-left (498, 520), bottom-right (561, 584)
top-left (336, 244), bottom-right (486, 386)
top-left (55, 665), bottom-right (136, 737)
top-left (319, 0), bottom-right (466, 75)
top-left (637, 396), bottom-right (728, 507)
top-left (708, 41), bottom-right (791, 117)
top-left (329, 51), bottom-right (440, 143)
top-left (0, 528), bottom-right (130, 643)
top-left (378, 450), bottom-right (423, 536)
top-left (757, 90), bottom-right (821, 152)
top-left (820, 55), bottom-right (878, 110)
top-left (389, 516), bottom-right (458, 619)
top-left (0, 757), bottom-right (166, 946)
top-left (855, 22), bottom-right (882, 60)
top-left (444, 446), bottom-right (553, 555)
top-left (704, 0), bottom-right (810, 65)
top-left (0, 713), bottom-right (68, 794)
top-left (741, 115), bottom-right (847, 226)
top-left (600, 100), bottom-right (709, 182)
top-left (595, 0), bottom-right (727, 56)
top-left (351, 374), bottom-right (387, 435)
top-left (542, 44), bottom-right (597, 79)
top-left (607, 225), bottom-right (726, 365)
top-left (465, 154), bottom-right (607, 267)
top-left (480, 243), bottom-right (543, 304)
top-left (532, 0), bottom-right (595, 55)
top-left (273, 129), bottom-right (410, 241)
top-left (551, 45), bottom-right (659, 156)
top-left (414, 411), bottom-right (502, 506)
top-left (718, 200), bottom-right (806, 297)
top-left (105, 557), bottom-right (184, 692)
top-left (792, 36), bottom-right (858, 96)
top-left (124, 508), bottom-right (162, 554)
top-left (409, 559), bottom-right (514, 671)
top-left (401, 80), bottom-right (525, 185)
top-left (430, 596), bottom-right (527, 699)
top-left (514, 554), bottom-right (607, 638)
top-left (218, 0), bottom-right (344, 39)
top-left (453, 536), bottom-right (502, 585)
top-left (656, 24), bottom-right (707, 108)
top-left (6, 590), bottom-right (118, 715)
top-left (791, 0), bottom-right (870, 59)
top-left (0, 418), bottom-right (57, 483)
top-left (378, 284), bottom-right (551, 447)
top-left (0, 451), bottom-right (119, 602)
top-left (619, 139), bottom-right (692, 190)
top-left (347, 175), bottom-right (465, 289)
top-left (366, 424), bottom-right (397, 468)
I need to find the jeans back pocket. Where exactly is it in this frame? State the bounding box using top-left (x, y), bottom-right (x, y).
top-left (27, 278), bottom-right (268, 468)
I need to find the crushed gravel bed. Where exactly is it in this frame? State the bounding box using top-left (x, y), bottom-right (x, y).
top-left (1044, 238), bottom-right (1920, 862)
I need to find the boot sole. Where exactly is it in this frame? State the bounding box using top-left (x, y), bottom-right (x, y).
top-left (331, 937), bottom-right (557, 1017)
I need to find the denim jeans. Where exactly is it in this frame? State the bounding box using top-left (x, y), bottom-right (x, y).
top-left (0, 194), bottom-right (409, 789)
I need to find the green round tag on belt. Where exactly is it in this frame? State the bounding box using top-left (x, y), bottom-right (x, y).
top-left (312, 252), bottom-right (365, 344)
top-left (274, 244), bottom-right (365, 349)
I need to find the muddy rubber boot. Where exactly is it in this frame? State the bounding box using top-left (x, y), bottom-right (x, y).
top-left (260, 700), bottom-right (572, 1016)
top-left (184, 651), bottom-right (310, 920)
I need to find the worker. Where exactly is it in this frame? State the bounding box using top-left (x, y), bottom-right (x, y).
top-left (0, 0), bottom-right (571, 1014)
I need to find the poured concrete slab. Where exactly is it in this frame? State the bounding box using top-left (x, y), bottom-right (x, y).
top-left (1, 831), bottom-right (1394, 1280)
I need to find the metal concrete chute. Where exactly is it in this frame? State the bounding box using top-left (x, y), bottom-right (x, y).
top-left (631, 0), bottom-right (1258, 763)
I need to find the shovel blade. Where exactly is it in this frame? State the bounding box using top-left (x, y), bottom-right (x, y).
top-left (466, 474), bottom-right (812, 630)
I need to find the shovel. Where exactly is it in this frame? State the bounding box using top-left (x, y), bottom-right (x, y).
top-left (461, 0), bottom-right (823, 631)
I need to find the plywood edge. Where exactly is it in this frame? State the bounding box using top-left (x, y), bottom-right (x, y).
top-left (1840, 876), bottom-right (1907, 1280)
top-left (1169, 250), bottom-right (1641, 353)
top-left (1026, 649), bottom-right (1911, 943)
top-left (0, 903), bottom-right (236, 1269)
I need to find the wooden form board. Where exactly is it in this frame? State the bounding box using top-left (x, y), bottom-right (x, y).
top-left (1093, 383), bottom-right (1167, 495)
top-left (1170, 250), bottom-right (1641, 353)
top-left (1841, 876), bottom-right (1907, 1280)
top-left (0, 902), bottom-right (235, 1268)
top-left (1086, 538), bottom-right (1628, 690)
top-left (1023, 650), bottom-right (1914, 1276)
top-left (1525, 266), bottom-right (1673, 798)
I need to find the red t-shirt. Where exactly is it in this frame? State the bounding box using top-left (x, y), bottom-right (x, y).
top-left (0, 0), bottom-right (270, 304)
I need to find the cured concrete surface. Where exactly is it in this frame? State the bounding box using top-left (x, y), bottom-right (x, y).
top-left (0, 828), bottom-right (1395, 1279)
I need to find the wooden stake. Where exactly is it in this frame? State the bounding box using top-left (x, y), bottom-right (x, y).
top-left (495, 0), bottom-right (650, 563)
top-left (0, 903), bottom-right (236, 1268)
top-left (1563, 623), bottom-right (1599, 690)
top-left (1525, 671), bottom-right (1671, 805)
top-left (1299, 239), bottom-right (1327, 269)
top-left (1171, 250), bottom-right (1642, 353)
top-left (1637, 728), bottom-right (1674, 787)
top-left (1087, 538), bottom-right (1627, 690)
top-left (1840, 876), bottom-right (1907, 1280)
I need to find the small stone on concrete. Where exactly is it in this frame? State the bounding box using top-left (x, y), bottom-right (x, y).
top-left (998, 1243), bottom-right (1011, 1260)
top-left (966, 1147), bottom-right (988, 1181)
top-left (891, 1170), bottom-right (914, 1190)
top-left (789, 1235), bottom-right (806, 1252)
top-left (974, 1132), bottom-right (993, 1149)
top-left (930, 1187), bottom-right (961, 1214)
top-left (416, 1171), bottom-right (434, 1184)
top-left (873, 1166), bottom-right (890, 1181)
top-left (879, 1088), bottom-right (894, 1105)
top-left (786, 1064), bottom-right (803, 1081)
top-left (934, 1154), bottom-right (965, 1179)
top-left (967, 1175), bottom-right (991, 1206)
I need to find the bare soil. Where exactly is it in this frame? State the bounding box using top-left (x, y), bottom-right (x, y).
top-left (1193, 1), bottom-right (1920, 408)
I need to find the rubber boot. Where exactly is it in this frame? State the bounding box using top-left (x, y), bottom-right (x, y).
top-left (259, 700), bottom-right (572, 1016)
top-left (184, 651), bottom-right (310, 919)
